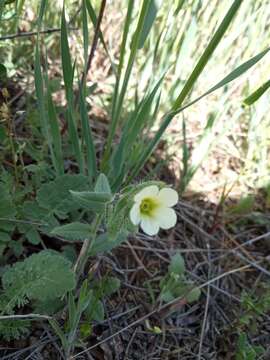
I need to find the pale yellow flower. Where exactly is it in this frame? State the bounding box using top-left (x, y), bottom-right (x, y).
top-left (130, 185), bottom-right (178, 236)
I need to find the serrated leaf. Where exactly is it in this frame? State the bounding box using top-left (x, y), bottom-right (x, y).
top-left (51, 222), bottom-right (92, 241)
top-left (169, 253), bottom-right (185, 275)
top-left (25, 228), bottom-right (41, 245)
top-left (22, 201), bottom-right (59, 233)
top-left (37, 174), bottom-right (89, 219)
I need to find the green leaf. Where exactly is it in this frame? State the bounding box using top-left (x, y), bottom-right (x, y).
top-left (89, 231), bottom-right (128, 256)
top-left (2, 250), bottom-right (76, 312)
top-left (228, 195), bottom-right (254, 215)
top-left (0, 231), bottom-right (11, 243)
top-left (0, 183), bottom-right (16, 232)
top-left (243, 79), bottom-right (270, 106)
top-left (70, 190), bottom-right (112, 213)
top-left (168, 253), bottom-right (185, 275)
top-left (78, 82), bottom-right (97, 182)
top-left (37, 0), bottom-right (47, 30)
top-left (138, 0), bottom-right (162, 49)
top-left (186, 287), bottom-right (201, 303)
top-left (37, 174), bottom-right (89, 219)
top-left (45, 63), bottom-right (64, 175)
top-left (22, 200), bottom-right (59, 233)
top-left (25, 228), bottom-right (41, 245)
top-left (51, 222), bottom-right (92, 241)
top-left (61, 5), bottom-right (84, 172)
top-left (94, 173), bottom-right (111, 194)
top-left (85, 295), bottom-right (104, 322)
top-left (99, 277), bottom-right (120, 296)
top-left (0, 63), bottom-right (7, 81)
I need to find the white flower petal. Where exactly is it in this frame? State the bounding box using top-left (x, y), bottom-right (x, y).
top-left (157, 188), bottom-right (178, 207)
top-left (140, 216), bottom-right (159, 236)
top-left (130, 203), bottom-right (141, 225)
top-left (134, 185), bottom-right (159, 203)
top-left (155, 207), bottom-right (177, 230)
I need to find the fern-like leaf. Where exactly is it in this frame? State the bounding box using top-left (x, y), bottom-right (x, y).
top-left (1, 250), bottom-right (76, 314)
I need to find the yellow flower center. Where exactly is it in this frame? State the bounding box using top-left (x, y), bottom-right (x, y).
top-left (140, 197), bottom-right (159, 216)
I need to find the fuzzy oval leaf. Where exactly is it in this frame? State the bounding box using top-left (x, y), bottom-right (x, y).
top-left (169, 253), bottom-right (185, 275)
top-left (89, 231), bottom-right (128, 256)
top-left (70, 190), bottom-right (112, 213)
top-left (51, 222), bottom-right (92, 241)
top-left (94, 173), bottom-right (111, 194)
top-left (186, 287), bottom-right (201, 303)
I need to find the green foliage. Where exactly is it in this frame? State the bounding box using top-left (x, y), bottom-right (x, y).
top-left (0, 250), bottom-right (76, 315)
top-left (243, 79), bottom-right (270, 106)
top-left (50, 275), bottom-right (120, 357)
top-left (236, 333), bottom-right (265, 360)
top-left (37, 174), bottom-right (89, 219)
top-left (0, 319), bottom-right (30, 341)
top-left (0, 250), bottom-right (76, 341)
top-left (89, 231), bottom-right (128, 256)
top-left (70, 173), bottom-right (112, 213)
top-left (159, 252), bottom-right (201, 304)
top-left (51, 222), bottom-right (93, 241)
top-left (228, 195), bottom-right (255, 215)
top-left (239, 288), bottom-right (270, 330)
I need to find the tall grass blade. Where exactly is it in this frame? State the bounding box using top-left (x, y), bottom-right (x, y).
top-left (78, 83), bottom-right (97, 183)
top-left (44, 54), bottom-right (64, 175)
top-left (138, 0), bottom-right (162, 49)
top-left (82, 0), bottom-right (89, 71)
top-left (243, 79), bottom-right (270, 106)
top-left (102, 0), bottom-right (150, 168)
top-left (34, 44), bottom-right (58, 173)
top-left (84, 0), bottom-right (108, 54)
top-left (37, 0), bottom-right (47, 30)
top-left (172, 0), bottom-right (242, 110)
top-left (61, 5), bottom-right (84, 172)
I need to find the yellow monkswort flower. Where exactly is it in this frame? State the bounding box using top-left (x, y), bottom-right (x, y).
top-left (130, 185), bottom-right (178, 236)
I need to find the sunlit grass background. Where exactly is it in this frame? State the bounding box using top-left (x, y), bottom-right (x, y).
top-left (1, 0), bottom-right (269, 200)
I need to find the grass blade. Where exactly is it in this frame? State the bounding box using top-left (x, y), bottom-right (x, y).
top-left (127, 45), bottom-right (270, 184)
top-left (172, 0), bottom-right (242, 111)
top-left (78, 83), bottom-right (97, 183)
top-left (138, 0), bottom-right (162, 49)
top-left (243, 79), bottom-right (270, 106)
top-left (61, 5), bottom-right (84, 172)
top-left (82, 0), bottom-right (89, 70)
top-left (102, 0), bottom-right (150, 169)
top-left (44, 55), bottom-right (64, 175)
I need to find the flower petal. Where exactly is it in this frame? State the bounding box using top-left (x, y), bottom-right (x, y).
top-left (155, 207), bottom-right (177, 230)
top-left (134, 185), bottom-right (159, 203)
top-left (157, 188), bottom-right (178, 207)
top-left (130, 203), bottom-right (141, 225)
top-left (140, 216), bottom-right (159, 236)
